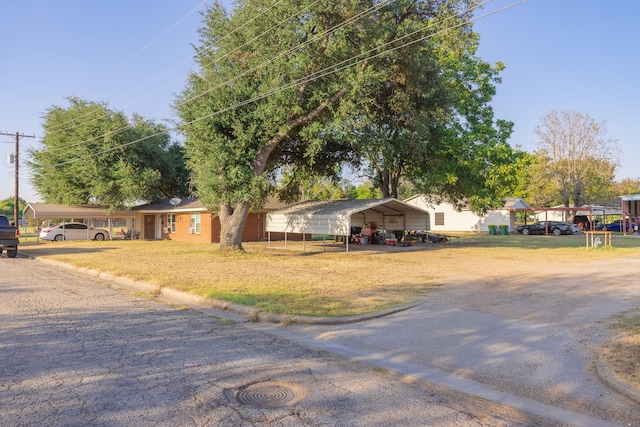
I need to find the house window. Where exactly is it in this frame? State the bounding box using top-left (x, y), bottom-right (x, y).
top-left (435, 212), bottom-right (445, 226)
top-left (190, 212), bottom-right (201, 234)
top-left (167, 214), bottom-right (176, 233)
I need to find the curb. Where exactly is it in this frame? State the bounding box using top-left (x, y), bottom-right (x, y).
top-left (595, 358), bottom-right (640, 405)
top-left (35, 258), bottom-right (418, 325)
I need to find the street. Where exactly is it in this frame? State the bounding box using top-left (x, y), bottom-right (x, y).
top-left (0, 257), bottom-right (559, 426)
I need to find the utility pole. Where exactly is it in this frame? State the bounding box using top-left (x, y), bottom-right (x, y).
top-left (1, 131), bottom-right (36, 224)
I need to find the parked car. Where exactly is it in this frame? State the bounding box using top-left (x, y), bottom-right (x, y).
top-left (39, 223), bottom-right (109, 241)
top-left (597, 219), bottom-right (636, 232)
top-left (570, 223), bottom-right (582, 234)
top-left (516, 221), bottom-right (573, 236)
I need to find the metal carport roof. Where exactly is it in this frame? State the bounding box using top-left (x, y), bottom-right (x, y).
top-left (266, 198), bottom-right (429, 250)
top-left (23, 203), bottom-right (135, 220)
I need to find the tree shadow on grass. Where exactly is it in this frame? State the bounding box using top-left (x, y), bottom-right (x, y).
top-left (20, 244), bottom-right (118, 257)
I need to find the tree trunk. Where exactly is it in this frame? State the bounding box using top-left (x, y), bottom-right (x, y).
top-left (218, 201), bottom-right (251, 251)
top-left (377, 169), bottom-right (391, 198)
top-left (390, 172), bottom-right (401, 199)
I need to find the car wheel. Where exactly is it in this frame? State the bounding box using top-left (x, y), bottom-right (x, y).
top-left (54, 234), bottom-right (64, 242)
top-left (552, 228), bottom-right (561, 236)
top-left (94, 233), bottom-right (105, 241)
top-left (7, 249), bottom-right (17, 258)
top-left (521, 229), bottom-right (530, 235)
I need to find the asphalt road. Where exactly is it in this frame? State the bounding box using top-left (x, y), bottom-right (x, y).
top-left (1, 256), bottom-right (564, 427)
top-left (0, 257), bottom-right (640, 427)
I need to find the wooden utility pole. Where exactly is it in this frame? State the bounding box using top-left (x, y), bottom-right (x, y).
top-left (1, 131), bottom-right (35, 223)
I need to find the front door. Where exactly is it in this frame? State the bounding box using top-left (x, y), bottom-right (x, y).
top-left (143, 215), bottom-right (156, 240)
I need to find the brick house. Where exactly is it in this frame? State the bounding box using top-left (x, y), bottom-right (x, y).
top-left (132, 196), bottom-right (289, 242)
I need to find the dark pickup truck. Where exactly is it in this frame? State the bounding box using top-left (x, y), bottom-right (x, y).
top-left (0, 215), bottom-right (19, 258)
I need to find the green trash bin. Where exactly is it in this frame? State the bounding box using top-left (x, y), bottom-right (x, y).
top-left (499, 225), bottom-right (508, 235)
top-left (488, 225), bottom-right (497, 235)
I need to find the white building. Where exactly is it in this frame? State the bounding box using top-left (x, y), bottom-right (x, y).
top-left (404, 194), bottom-right (531, 233)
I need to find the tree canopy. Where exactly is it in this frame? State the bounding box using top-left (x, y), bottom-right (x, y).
top-left (530, 110), bottom-right (618, 210)
top-left (0, 197), bottom-right (27, 219)
top-left (29, 97), bottom-right (189, 209)
top-left (341, 30), bottom-right (517, 207)
top-left (175, 0), bottom-right (517, 249)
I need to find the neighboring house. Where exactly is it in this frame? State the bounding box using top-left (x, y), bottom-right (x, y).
top-left (132, 196), bottom-right (288, 242)
top-left (404, 194), bottom-right (531, 233)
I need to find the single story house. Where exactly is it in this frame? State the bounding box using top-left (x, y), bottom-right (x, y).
top-left (403, 194), bottom-right (531, 233)
top-left (132, 196), bottom-right (288, 242)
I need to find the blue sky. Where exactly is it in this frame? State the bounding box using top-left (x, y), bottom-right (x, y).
top-left (1, 0), bottom-right (638, 202)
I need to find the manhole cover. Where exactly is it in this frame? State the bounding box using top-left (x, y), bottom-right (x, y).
top-left (235, 381), bottom-right (307, 408)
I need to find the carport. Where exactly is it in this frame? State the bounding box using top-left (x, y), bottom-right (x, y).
top-left (620, 194), bottom-right (640, 235)
top-left (22, 203), bottom-right (135, 242)
top-left (533, 206), bottom-right (607, 234)
top-left (265, 198), bottom-right (429, 252)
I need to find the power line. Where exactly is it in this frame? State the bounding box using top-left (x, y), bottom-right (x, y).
top-left (179, 1), bottom-right (524, 127)
top-left (42, 0), bottom-right (392, 154)
top-left (46, 1), bottom-right (210, 134)
top-left (47, 0), bottom-right (512, 166)
top-left (46, 0), bottom-right (526, 168)
top-left (45, 0), bottom-right (290, 137)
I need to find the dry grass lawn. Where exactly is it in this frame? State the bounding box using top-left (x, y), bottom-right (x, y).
top-left (19, 234), bottom-right (640, 317)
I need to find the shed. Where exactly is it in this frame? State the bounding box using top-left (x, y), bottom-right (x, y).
top-left (265, 198), bottom-right (429, 252)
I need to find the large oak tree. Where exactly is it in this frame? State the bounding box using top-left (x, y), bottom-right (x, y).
top-left (176, 0), bottom-right (515, 249)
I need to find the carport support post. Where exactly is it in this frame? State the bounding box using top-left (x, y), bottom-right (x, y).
top-left (303, 232), bottom-right (306, 252)
top-left (621, 199), bottom-right (627, 236)
top-left (285, 232), bottom-right (287, 249)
